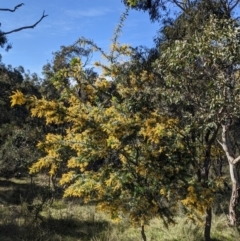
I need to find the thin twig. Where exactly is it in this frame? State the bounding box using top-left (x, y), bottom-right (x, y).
top-left (0, 3), bottom-right (24, 12)
top-left (0, 11), bottom-right (48, 36)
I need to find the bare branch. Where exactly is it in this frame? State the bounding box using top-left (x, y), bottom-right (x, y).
top-left (220, 124), bottom-right (239, 165)
top-left (0, 3), bottom-right (24, 12)
top-left (0, 11), bottom-right (48, 36)
top-left (217, 139), bottom-right (223, 147)
top-left (229, 0), bottom-right (240, 12)
top-left (233, 156), bottom-right (240, 165)
top-left (220, 125), bottom-right (240, 165)
top-left (171, 0), bottom-right (186, 12)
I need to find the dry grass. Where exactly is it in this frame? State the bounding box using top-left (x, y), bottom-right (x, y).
top-left (0, 176), bottom-right (240, 241)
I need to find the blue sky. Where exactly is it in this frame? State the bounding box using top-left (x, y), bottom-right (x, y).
top-left (1, 0), bottom-right (160, 76)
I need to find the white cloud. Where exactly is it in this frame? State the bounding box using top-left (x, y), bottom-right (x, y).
top-left (65, 8), bottom-right (111, 18)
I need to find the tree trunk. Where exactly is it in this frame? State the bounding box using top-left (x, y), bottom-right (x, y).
top-left (228, 163), bottom-right (240, 226)
top-left (202, 146), bottom-right (212, 241)
top-left (220, 124), bottom-right (240, 226)
top-left (141, 225), bottom-right (147, 241)
top-left (204, 207), bottom-right (212, 241)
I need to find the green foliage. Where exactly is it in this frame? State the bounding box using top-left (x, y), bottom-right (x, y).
top-left (0, 65), bottom-right (46, 178)
top-left (158, 16), bottom-right (240, 124)
top-left (156, 15), bottom-right (240, 230)
top-left (123, 0), bottom-right (165, 21)
top-left (123, 0), bottom-right (239, 23)
top-left (0, 126), bottom-right (42, 178)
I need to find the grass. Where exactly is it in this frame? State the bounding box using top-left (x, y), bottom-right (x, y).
top-left (0, 176), bottom-right (239, 241)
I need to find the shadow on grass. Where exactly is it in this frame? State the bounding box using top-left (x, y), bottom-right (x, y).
top-left (0, 177), bottom-right (110, 241)
top-left (0, 178), bottom-right (62, 206)
top-left (0, 216), bottom-right (110, 241)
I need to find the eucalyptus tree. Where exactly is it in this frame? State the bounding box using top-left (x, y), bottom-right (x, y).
top-left (156, 16), bottom-right (240, 241)
top-left (123, 0), bottom-right (239, 21)
top-left (124, 0), bottom-right (240, 238)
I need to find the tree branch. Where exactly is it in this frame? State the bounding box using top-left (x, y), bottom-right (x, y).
top-left (220, 124), bottom-right (240, 165)
top-left (233, 156), bottom-right (240, 165)
top-left (217, 139), bottom-right (223, 148)
top-left (0, 3), bottom-right (24, 12)
top-left (229, 0), bottom-right (240, 12)
top-left (220, 125), bottom-right (234, 163)
top-left (0, 11), bottom-right (48, 36)
top-left (171, 0), bottom-right (187, 13)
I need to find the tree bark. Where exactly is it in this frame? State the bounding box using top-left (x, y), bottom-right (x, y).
top-left (204, 207), bottom-right (212, 241)
top-left (202, 155), bottom-right (212, 241)
top-left (219, 124), bottom-right (240, 226)
top-left (228, 163), bottom-right (240, 225)
top-left (141, 225), bottom-right (147, 241)
top-left (202, 127), bottom-right (220, 241)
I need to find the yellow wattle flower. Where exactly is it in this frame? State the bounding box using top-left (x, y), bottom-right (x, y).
top-left (10, 90), bottom-right (26, 106)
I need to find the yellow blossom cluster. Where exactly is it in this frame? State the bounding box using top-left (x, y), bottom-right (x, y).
top-left (10, 90), bottom-right (26, 106)
top-left (181, 185), bottom-right (214, 216)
